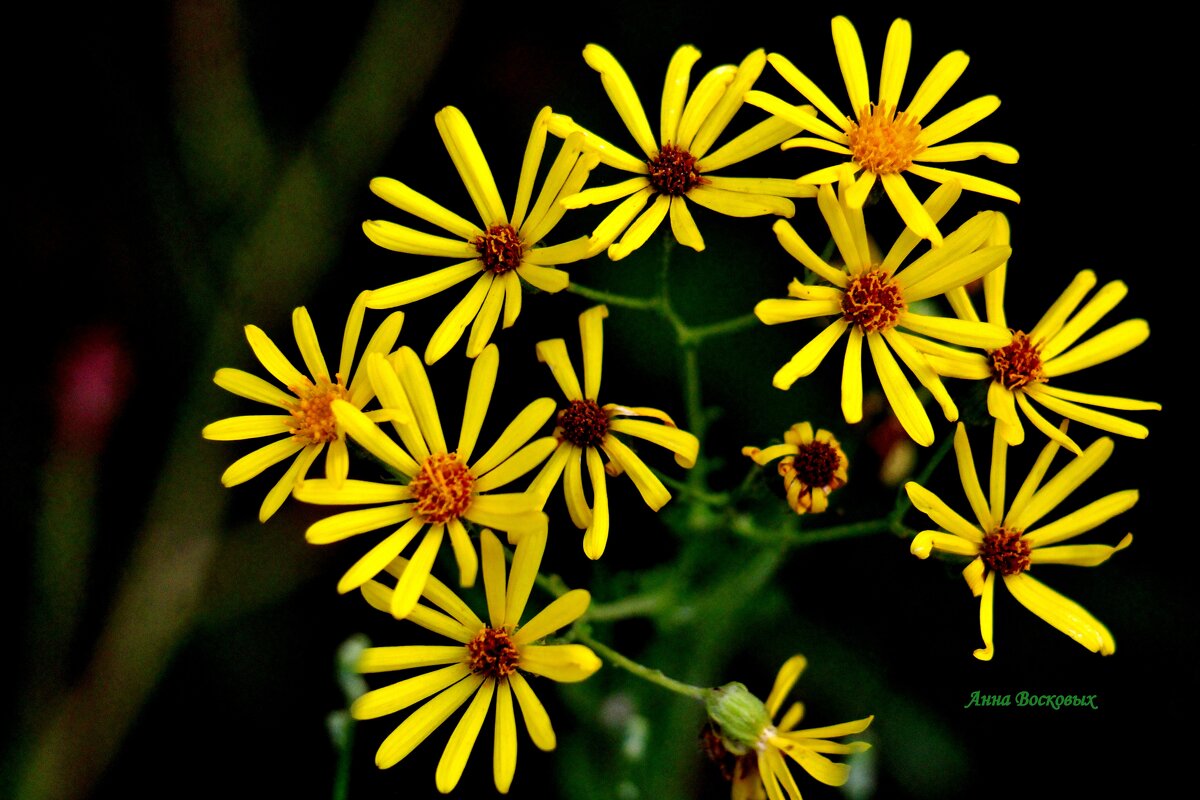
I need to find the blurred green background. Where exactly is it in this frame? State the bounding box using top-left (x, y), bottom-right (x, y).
top-left (8, 2), bottom-right (1188, 798)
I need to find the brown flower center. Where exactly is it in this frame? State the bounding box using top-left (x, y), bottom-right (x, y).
top-left (841, 269), bottom-right (905, 332)
top-left (557, 399), bottom-right (610, 448)
top-left (409, 452), bottom-right (475, 524)
top-left (466, 626), bottom-right (520, 678)
top-left (789, 440), bottom-right (843, 489)
top-left (647, 144), bottom-right (703, 196)
top-left (286, 375), bottom-right (349, 445)
top-left (980, 527), bottom-right (1031, 576)
top-left (990, 331), bottom-right (1045, 391)
top-left (847, 103), bottom-right (925, 175)
top-left (473, 224), bottom-right (525, 274)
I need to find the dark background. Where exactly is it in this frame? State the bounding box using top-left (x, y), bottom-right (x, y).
top-left (8, 2), bottom-right (1189, 799)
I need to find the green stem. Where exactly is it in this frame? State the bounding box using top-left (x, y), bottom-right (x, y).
top-left (573, 626), bottom-right (710, 702)
top-left (732, 515), bottom-right (900, 547)
top-left (654, 470), bottom-right (729, 507)
top-left (585, 589), bottom-right (675, 622)
top-left (683, 312), bottom-right (760, 344)
top-left (566, 281), bottom-right (661, 311)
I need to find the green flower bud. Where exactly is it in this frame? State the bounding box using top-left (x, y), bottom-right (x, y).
top-left (705, 682), bottom-right (772, 754)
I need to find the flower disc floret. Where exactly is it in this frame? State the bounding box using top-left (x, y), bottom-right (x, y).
top-left (409, 452), bottom-right (475, 524)
top-left (847, 103), bottom-right (924, 174)
top-left (841, 269), bottom-right (905, 332)
top-left (557, 399), bottom-right (610, 448)
top-left (287, 375), bottom-right (349, 445)
top-left (473, 223), bottom-right (525, 274)
top-left (647, 144), bottom-right (703, 196)
top-left (790, 439), bottom-right (842, 489)
top-left (989, 331), bottom-right (1044, 391)
top-left (980, 527), bottom-right (1031, 576)
top-left (467, 626), bottom-right (520, 678)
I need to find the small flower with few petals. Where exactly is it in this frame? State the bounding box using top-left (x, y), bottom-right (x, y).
top-left (362, 106), bottom-right (599, 364)
top-left (202, 292), bottom-right (403, 521)
top-left (747, 16), bottom-right (1019, 245)
top-left (352, 528), bottom-right (600, 794)
top-left (907, 423), bottom-right (1134, 659)
top-left (551, 44), bottom-right (816, 260)
top-left (527, 305), bottom-right (699, 559)
top-left (293, 344), bottom-right (553, 618)
top-left (743, 422), bottom-right (848, 515)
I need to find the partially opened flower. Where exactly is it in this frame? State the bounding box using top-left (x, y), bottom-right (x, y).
top-left (704, 655), bottom-right (872, 800)
top-left (550, 44), bottom-right (816, 260)
top-left (352, 528), bottom-right (601, 794)
top-left (526, 305), bottom-right (699, 558)
top-left (362, 106), bottom-right (599, 364)
top-left (755, 177), bottom-right (1010, 446)
top-left (293, 344), bottom-right (554, 618)
top-left (743, 422), bottom-right (848, 515)
top-left (907, 423), bottom-right (1134, 660)
top-left (202, 292), bottom-right (403, 521)
top-left (919, 219), bottom-right (1159, 454)
top-left (746, 16), bottom-right (1019, 245)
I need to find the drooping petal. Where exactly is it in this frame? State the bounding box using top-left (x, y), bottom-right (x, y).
top-left (841, 326), bottom-right (864, 423)
top-left (904, 482), bottom-right (984, 542)
top-left (668, 196), bottom-right (706, 251)
top-left (509, 672), bottom-right (556, 751)
top-left (582, 446), bottom-right (610, 560)
top-left (220, 437), bottom-right (306, 487)
top-left (771, 319), bottom-right (848, 389)
top-left (373, 674), bottom-right (484, 769)
top-left (867, 333), bottom-right (934, 446)
top-left (608, 194), bottom-right (670, 261)
top-left (974, 571), bottom-right (996, 661)
top-left (601, 434), bottom-right (672, 510)
top-left (260, 444), bottom-right (322, 522)
top-left (423, 273), bottom-right (494, 366)
top-left (953, 423), bottom-right (992, 531)
top-left (1003, 573), bottom-right (1114, 654)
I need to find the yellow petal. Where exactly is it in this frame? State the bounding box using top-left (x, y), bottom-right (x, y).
top-left (366, 260), bottom-right (483, 309)
top-left (582, 44), bottom-right (657, 157)
top-left (203, 415), bottom-right (292, 441)
top-left (390, 526), bottom-right (446, 619)
top-left (953, 423), bottom-right (992, 531)
top-left (395, 347), bottom-right (447, 453)
top-left (361, 219), bottom-right (478, 257)
top-left (511, 107), bottom-right (552, 232)
top-left (1003, 573), bottom-right (1113, 655)
top-left (1029, 533), bottom-right (1132, 566)
top-left (435, 677), bottom-right (495, 793)
top-left (878, 18), bottom-right (911, 109)
top-left (514, 589), bottom-right (591, 645)
top-left (470, 397), bottom-right (557, 479)
top-left (867, 333), bottom-right (934, 446)
top-left (505, 527), bottom-right (547, 628)
top-left (1023, 490), bottom-right (1139, 548)
top-left (212, 367), bottom-right (293, 408)
top-left (357, 645), bottom-right (466, 674)
top-left (374, 674), bottom-right (484, 769)
top-left (244, 324), bottom-right (305, 388)
top-left (772, 219), bottom-right (848, 286)
top-left (974, 571), bottom-right (996, 661)
top-left (369, 176), bottom-right (483, 239)
top-left (435, 106), bottom-right (507, 226)
top-left (423, 273), bottom-right (493, 365)
top-left (841, 326), bottom-right (864, 423)
top-left (509, 671), bottom-right (556, 751)
top-left (918, 96), bottom-right (1001, 146)
top-left (668, 196), bottom-right (706, 251)
top-left (260, 443), bottom-right (321, 522)
top-left (765, 654), bottom-right (806, 718)
top-left (1007, 437), bottom-right (1114, 532)
top-left (904, 482), bottom-right (984, 542)
top-left (303, 504), bottom-right (417, 545)
top-left (220, 437), bottom-right (305, 487)
top-left (905, 50), bottom-right (968, 122)
top-left (351, 663), bottom-right (471, 720)
top-left (830, 15), bottom-right (869, 121)
top-left (601, 434), bottom-right (672, 510)
top-left (608, 419), bottom-right (699, 468)
top-left (660, 45), bottom-right (701, 145)
top-left (519, 644), bottom-right (602, 683)
top-left (771, 319), bottom-right (848, 389)
top-left (493, 678), bottom-right (518, 793)
top-left (583, 446), bottom-right (611, 560)
top-left (608, 194), bottom-right (670, 261)
top-left (535, 338), bottom-right (583, 401)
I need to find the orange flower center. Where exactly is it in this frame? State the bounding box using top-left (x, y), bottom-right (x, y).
top-left (647, 144), bottom-right (703, 196)
top-left (980, 527), bottom-right (1031, 576)
top-left (787, 440), bottom-right (843, 490)
top-left (466, 626), bottom-right (520, 678)
top-left (990, 331), bottom-right (1045, 391)
top-left (847, 103), bottom-right (925, 175)
top-left (286, 375), bottom-right (349, 445)
top-left (557, 399), bottom-right (610, 448)
top-left (473, 224), bottom-right (526, 274)
top-left (409, 452), bottom-right (475, 524)
top-left (841, 269), bottom-right (905, 332)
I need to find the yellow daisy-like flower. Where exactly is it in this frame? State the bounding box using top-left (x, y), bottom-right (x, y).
top-left (907, 423), bottom-right (1135, 660)
top-left (353, 527), bottom-right (601, 794)
top-left (549, 44), bottom-right (817, 261)
top-left (292, 344), bottom-right (553, 618)
top-left (920, 217), bottom-right (1160, 455)
top-left (525, 305), bottom-right (700, 559)
top-left (742, 422), bottom-right (848, 515)
top-left (705, 655), bottom-right (872, 800)
top-left (756, 177), bottom-right (1011, 446)
top-left (362, 105), bottom-right (599, 364)
top-left (746, 16), bottom-right (1019, 245)
top-left (202, 292), bottom-right (403, 522)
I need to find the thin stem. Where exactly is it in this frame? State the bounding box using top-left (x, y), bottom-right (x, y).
top-left (684, 312), bottom-right (760, 344)
top-left (585, 589), bottom-right (675, 622)
top-left (566, 281), bottom-right (661, 311)
top-left (573, 625), bottom-right (711, 702)
top-left (654, 470), bottom-right (729, 507)
top-left (732, 515), bottom-right (897, 547)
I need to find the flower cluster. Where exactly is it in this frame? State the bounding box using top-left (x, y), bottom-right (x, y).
top-left (202, 13), bottom-right (1154, 796)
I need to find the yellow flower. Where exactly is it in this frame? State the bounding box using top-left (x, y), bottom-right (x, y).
top-left (919, 216), bottom-right (1160, 454)
top-left (756, 177), bottom-right (1011, 446)
top-left (706, 655), bottom-right (872, 800)
top-left (746, 16), bottom-right (1019, 245)
top-left (352, 528), bottom-right (600, 794)
top-left (550, 44), bottom-right (817, 261)
top-left (742, 422), bottom-right (848, 515)
top-left (362, 106), bottom-right (598, 364)
top-left (293, 344), bottom-right (553, 618)
top-left (202, 292), bottom-right (403, 521)
top-left (525, 305), bottom-right (699, 559)
top-left (907, 423), bottom-right (1135, 660)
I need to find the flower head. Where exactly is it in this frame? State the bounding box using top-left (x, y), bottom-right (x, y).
top-left (704, 655), bottom-right (872, 800)
top-left (293, 344), bottom-right (553, 618)
top-left (362, 106), bottom-right (599, 364)
top-left (352, 528), bottom-right (600, 794)
top-left (202, 292), bottom-right (403, 521)
top-left (906, 423), bottom-right (1135, 659)
top-left (526, 305), bottom-right (699, 558)
top-left (922, 220), bottom-right (1160, 454)
top-left (746, 16), bottom-right (1019, 245)
top-left (743, 422), bottom-right (848, 514)
top-left (551, 45), bottom-right (817, 260)
top-left (755, 177), bottom-right (1011, 445)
